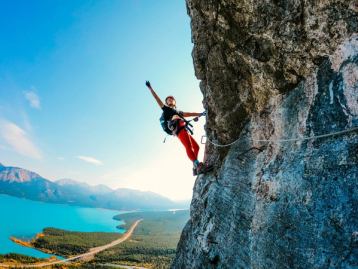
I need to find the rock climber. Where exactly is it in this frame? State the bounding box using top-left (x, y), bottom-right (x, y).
top-left (145, 80), bottom-right (213, 175)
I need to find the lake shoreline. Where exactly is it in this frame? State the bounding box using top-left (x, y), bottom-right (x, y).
top-left (10, 234), bottom-right (64, 260)
top-left (0, 194), bottom-right (130, 259)
top-left (3, 209), bottom-right (189, 268)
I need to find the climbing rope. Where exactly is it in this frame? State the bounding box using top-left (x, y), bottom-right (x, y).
top-left (201, 126), bottom-right (358, 147)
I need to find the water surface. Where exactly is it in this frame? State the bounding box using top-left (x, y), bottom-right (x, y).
top-left (0, 194), bottom-right (127, 258)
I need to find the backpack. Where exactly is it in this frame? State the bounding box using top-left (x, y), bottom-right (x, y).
top-left (160, 113), bottom-right (176, 135)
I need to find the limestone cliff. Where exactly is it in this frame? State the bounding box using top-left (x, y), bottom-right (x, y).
top-left (171, 1), bottom-right (357, 268)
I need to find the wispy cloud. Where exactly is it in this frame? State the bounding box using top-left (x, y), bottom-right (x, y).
top-left (0, 119), bottom-right (42, 159)
top-left (77, 155), bottom-right (103, 166)
top-left (24, 90), bottom-right (41, 109)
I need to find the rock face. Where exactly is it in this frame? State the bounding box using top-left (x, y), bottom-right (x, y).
top-left (171, 1), bottom-right (357, 269)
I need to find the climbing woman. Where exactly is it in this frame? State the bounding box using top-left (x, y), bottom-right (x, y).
top-left (145, 81), bottom-right (213, 176)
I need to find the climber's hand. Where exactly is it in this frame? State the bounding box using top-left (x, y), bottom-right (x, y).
top-left (172, 115), bottom-right (181, 120)
top-left (193, 117), bottom-right (199, 122)
top-left (145, 81), bottom-right (151, 88)
top-left (201, 111), bottom-right (207, 116)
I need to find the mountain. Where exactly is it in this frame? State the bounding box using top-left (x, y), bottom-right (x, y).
top-left (56, 178), bottom-right (112, 194)
top-left (0, 165), bottom-right (63, 202)
top-left (0, 164), bottom-right (44, 183)
top-left (0, 164), bottom-right (183, 210)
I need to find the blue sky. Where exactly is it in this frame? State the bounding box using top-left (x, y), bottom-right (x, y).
top-left (0, 0), bottom-right (206, 201)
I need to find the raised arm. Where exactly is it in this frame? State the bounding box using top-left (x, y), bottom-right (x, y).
top-left (182, 112), bottom-right (203, 117)
top-left (145, 81), bottom-right (164, 108)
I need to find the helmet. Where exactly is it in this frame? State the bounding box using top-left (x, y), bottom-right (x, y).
top-left (165, 95), bottom-right (175, 105)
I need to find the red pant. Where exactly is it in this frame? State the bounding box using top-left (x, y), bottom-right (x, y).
top-left (177, 120), bottom-right (199, 162)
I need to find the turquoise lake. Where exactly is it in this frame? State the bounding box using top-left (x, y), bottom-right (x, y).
top-left (0, 194), bottom-right (128, 258)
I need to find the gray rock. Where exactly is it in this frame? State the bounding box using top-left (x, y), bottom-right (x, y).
top-left (171, 1), bottom-right (357, 268)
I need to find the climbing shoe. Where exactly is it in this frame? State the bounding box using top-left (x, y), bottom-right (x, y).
top-left (193, 166), bottom-right (198, 176)
top-left (193, 161), bottom-right (202, 176)
top-left (196, 162), bottom-right (214, 175)
top-left (193, 162), bottom-right (203, 176)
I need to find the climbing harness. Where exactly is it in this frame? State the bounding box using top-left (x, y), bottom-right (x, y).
top-left (160, 112), bottom-right (194, 137)
top-left (163, 113), bottom-right (205, 143)
top-left (176, 115), bottom-right (194, 136)
top-left (201, 126), bottom-right (358, 147)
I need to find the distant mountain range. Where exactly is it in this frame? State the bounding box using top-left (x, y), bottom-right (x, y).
top-left (0, 163), bottom-right (189, 210)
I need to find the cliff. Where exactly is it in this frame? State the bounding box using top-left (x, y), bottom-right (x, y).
top-left (171, 1), bottom-right (357, 268)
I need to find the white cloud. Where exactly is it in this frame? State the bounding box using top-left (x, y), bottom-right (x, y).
top-left (24, 90), bottom-right (41, 109)
top-left (77, 155), bottom-right (103, 166)
top-left (0, 120), bottom-right (42, 159)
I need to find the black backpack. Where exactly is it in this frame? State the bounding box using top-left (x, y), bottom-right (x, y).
top-left (159, 113), bottom-right (175, 135)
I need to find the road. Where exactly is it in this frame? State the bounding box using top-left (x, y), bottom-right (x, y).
top-left (98, 263), bottom-right (149, 269)
top-left (0, 219), bottom-right (143, 268)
